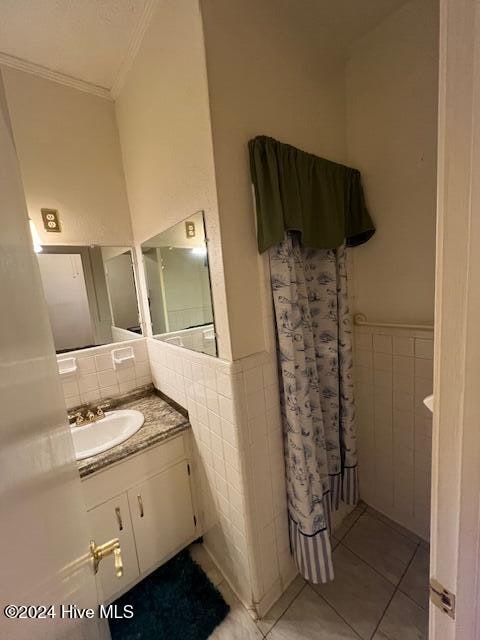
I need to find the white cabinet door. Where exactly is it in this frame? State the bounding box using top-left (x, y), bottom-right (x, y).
top-left (88, 493), bottom-right (140, 602)
top-left (128, 461), bottom-right (196, 574)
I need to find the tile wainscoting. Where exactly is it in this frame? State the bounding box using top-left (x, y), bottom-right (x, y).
top-left (354, 325), bottom-right (433, 540)
top-left (147, 337), bottom-right (296, 617)
top-left (57, 337), bottom-right (152, 409)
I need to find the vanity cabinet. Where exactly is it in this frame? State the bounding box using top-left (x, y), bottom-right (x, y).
top-left (82, 433), bottom-right (198, 602)
top-left (128, 461), bottom-right (196, 574)
top-left (87, 493), bottom-right (140, 602)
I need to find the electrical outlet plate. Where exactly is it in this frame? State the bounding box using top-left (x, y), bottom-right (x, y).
top-left (41, 208), bottom-right (61, 232)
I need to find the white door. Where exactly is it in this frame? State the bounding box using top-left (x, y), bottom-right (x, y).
top-left (37, 253), bottom-right (94, 351)
top-left (0, 73), bottom-right (107, 639)
top-left (430, 1), bottom-right (480, 638)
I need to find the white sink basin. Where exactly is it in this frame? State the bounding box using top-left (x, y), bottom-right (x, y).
top-left (71, 410), bottom-right (144, 460)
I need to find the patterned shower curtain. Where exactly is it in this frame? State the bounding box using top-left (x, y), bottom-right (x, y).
top-left (269, 232), bottom-right (358, 584)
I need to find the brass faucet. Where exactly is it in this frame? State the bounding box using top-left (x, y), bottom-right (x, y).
top-left (68, 403), bottom-right (110, 427)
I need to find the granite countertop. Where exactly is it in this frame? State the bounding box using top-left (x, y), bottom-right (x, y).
top-left (77, 386), bottom-right (190, 478)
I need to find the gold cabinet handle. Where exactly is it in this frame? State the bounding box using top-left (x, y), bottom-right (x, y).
top-left (113, 547), bottom-right (123, 578)
top-left (115, 507), bottom-right (123, 531)
top-left (90, 539), bottom-right (123, 578)
top-left (137, 494), bottom-right (144, 518)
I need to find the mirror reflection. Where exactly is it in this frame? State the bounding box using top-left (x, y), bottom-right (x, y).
top-left (37, 246), bottom-right (141, 354)
top-left (142, 211), bottom-right (217, 357)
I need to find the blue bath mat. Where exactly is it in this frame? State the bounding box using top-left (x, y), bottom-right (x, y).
top-left (109, 549), bottom-right (229, 640)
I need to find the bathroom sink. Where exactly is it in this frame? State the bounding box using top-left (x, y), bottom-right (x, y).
top-left (71, 410), bottom-right (144, 460)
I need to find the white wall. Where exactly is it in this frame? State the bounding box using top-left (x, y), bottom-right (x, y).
top-left (2, 67), bottom-right (133, 246)
top-left (114, 0), bottom-right (231, 360)
top-left (200, 0), bottom-right (347, 359)
top-left (346, 0), bottom-right (438, 324)
top-left (346, 0), bottom-right (438, 539)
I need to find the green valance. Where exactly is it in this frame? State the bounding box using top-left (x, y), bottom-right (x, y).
top-left (248, 136), bottom-right (375, 253)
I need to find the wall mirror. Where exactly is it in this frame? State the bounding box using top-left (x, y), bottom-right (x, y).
top-left (36, 246), bottom-right (142, 354)
top-left (141, 211), bottom-right (217, 357)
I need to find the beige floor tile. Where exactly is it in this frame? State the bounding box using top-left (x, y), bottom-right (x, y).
top-left (334, 502), bottom-right (367, 540)
top-left (313, 544), bottom-right (395, 639)
top-left (343, 514), bottom-right (417, 584)
top-left (366, 507), bottom-right (421, 545)
top-left (399, 545), bottom-right (430, 610)
top-left (189, 542), bottom-right (224, 586)
top-left (256, 575), bottom-right (305, 636)
top-left (267, 585), bottom-right (359, 639)
top-left (210, 581), bottom-right (263, 640)
top-left (373, 591), bottom-right (428, 639)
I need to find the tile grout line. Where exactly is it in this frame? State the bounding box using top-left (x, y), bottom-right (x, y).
top-left (363, 504), bottom-right (422, 545)
top-left (313, 589), bottom-right (364, 640)
top-left (334, 503), bottom-right (367, 542)
top-left (368, 541), bottom-right (421, 640)
top-left (254, 505), bottom-right (425, 637)
top-left (338, 540), bottom-right (409, 588)
top-left (263, 583), bottom-right (307, 638)
top-left (398, 584), bottom-right (430, 612)
top-left (339, 506), bottom-right (422, 587)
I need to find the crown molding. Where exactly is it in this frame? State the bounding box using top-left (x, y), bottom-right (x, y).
top-left (110, 0), bottom-right (159, 99)
top-left (0, 52), bottom-right (112, 100)
top-left (0, 0), bottom-right (158, 102)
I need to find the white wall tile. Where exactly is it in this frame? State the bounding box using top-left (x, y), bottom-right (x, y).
top-left (356, 326), bottom-right (433, 540)
top-left (77, 356), bottom-right (96, 375)
top-left (414, 357), bottom-right (433, 380)
top-left (95, 353), bottom-right (114, 371)
top-left (62, 379), bottom-right (79, 398)
top-left (78, 372), bottom-right (99, 393)
top-left (356, 348), bottom-right (373, 368)
top-left (58, 338), bottom-right (153, 408)
top-left (373, 333), bottom-right (392, 353)
top-left (414, 338), bottom-right (434, 359)
top-left (218, 395), bottom-right (235, 423)
top-left (115, 364), bottom-right (136, 383)
top-left (393, 355), bottom-right (414, 376)
top-left (393, 336), bottom-right (414, 356)
top-left (244, 366), bottom-right (264, 395)
top-left (246, 389), bottom-right (265, 419)
top-left (355, 331), bottom-right (373, 350)
top-left (393, 372), bottom-right (414, 394)
top-left (374, 368), bottom-right (392, 389)
top-left (262, 361), bottom-right (278, 387)
top-left (374, 352), bottom-right (393, 371)
top-left (100, 384), bottom-right (119, 399)
top-left (81, 389), bottom-right (101, 404)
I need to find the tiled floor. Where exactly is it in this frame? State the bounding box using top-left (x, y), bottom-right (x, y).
top-left (191, 503), bottom-right (430, 640)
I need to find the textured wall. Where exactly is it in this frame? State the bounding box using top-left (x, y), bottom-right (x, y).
top-left (3, 67), bottom-right (133, 246)
top-left (115, 0), bottom-right (231, 360)
top-left (200, 0), bottom-right (347, 360)
top-left (346, 0), bottom-right (439, 325)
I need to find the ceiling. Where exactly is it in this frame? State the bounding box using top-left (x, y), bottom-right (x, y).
top-left (0, 0), bottom-right (154, 93)
top-left (291, 0), bottom-right (409, 55)
top-left (0, 0), bottom-right (408, 98)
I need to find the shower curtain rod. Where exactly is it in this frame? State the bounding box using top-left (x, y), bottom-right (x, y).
top-left (353, 313), bottom-right (434, 332)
